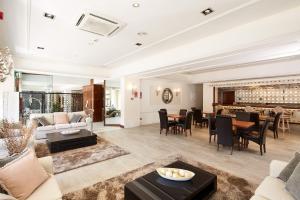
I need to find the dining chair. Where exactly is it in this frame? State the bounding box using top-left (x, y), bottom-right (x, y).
top-left (191, 107), bottom-right (197, 125)
top-left (236, 111), bottom-right (250, 121)
top-left (242, 120), bottom-right (269, 156)
top-left (208, 115), bottom-right (217, 143)
top-left (216, 109), bottom-right (223, 115)
top-left (216, 115), bottom-right (235, 155)
top-left (249, 112), bottom-right (260, 132)
top-left (158, 111), bottom-right (177, 135)
top-left (160, 108), bottom-right (167, 114)
top-left (194, 109), bottom-right (206, 128)
top-left (179, 109), bottom-right (187, 116)
top-left (177, 111), bottom-right (193, 136)
top-left (268, 112), bottom-right (282, 139)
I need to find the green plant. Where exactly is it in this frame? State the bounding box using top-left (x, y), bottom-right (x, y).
top-left (52, 102), bottom-right (62, 112)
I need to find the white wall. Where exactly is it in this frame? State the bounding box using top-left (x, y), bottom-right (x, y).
top-left (140, 78), bottom-right (202, 125)
top-left (203, 84), bottom-right (214, 113)
top-left (0, 72), bottom-right (19, 122)
top-left (120, 77), bottom-right (141, 128)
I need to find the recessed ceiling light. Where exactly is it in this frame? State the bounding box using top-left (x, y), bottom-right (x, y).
top-left (44, 12), bottom-right (55, 19)
top-left (137, 32), bottom-right (147, 36)
top-left (132, 3), bottom-right (140, 8)
top-left (37, 47), bottom-right (45, 50)
top-left (201, 8), bottom-right (214, 16)
top-left (135, 43), bottom-right (142, 46)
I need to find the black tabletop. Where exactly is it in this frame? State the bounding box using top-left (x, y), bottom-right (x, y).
top-left (125, 161), bottom-right (217, 200)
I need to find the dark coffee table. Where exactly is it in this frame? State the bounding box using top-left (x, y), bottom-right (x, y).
top-left (46, 129), bottom-right (97, 153)
top-left (125, 161), bottom-right (217, 200)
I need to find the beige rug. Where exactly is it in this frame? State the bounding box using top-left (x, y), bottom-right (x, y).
top-left (35, 138), bottom-right (130, 174)
top-left (63, 155), bottom-right (257, 200)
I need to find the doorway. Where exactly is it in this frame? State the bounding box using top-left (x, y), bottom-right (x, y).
top-left (104, 79), bottom-right (121, 126)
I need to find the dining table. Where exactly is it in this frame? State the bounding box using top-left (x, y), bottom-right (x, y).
top-left (167, 114), bottom-right (186, 121)
top-left (232, 119), bottom-right (254, 129)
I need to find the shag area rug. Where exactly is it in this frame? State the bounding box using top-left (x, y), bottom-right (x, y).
top-left (35, 138), bottom-right (130, 174)
top-left (63, 155), bottom-right (257, 200)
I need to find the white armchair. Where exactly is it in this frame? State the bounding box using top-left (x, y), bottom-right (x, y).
top-left (0, 156), bottom-right (62, 200)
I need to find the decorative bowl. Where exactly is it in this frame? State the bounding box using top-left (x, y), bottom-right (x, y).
top-left (61, 129), bottom-right (80, 135)
top-left (156, 167), bottom-right (195, 181)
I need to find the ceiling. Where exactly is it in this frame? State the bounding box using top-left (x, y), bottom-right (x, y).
top-left (1, 0), bottom-right (300, 79)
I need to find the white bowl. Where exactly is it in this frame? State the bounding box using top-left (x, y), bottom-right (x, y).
top-left (61, 129), bottom-right (80, 135)
top-left (156, 167), bottom-right (195, 181)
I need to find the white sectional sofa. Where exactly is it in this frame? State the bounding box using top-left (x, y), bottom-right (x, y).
top-left (30, 111), bottom-right (88, 140)
top-left (251, 160), bottom-right (295, 200)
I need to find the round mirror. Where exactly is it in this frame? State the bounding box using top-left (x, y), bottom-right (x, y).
top-left (162, 88), bottom-right (173, 104)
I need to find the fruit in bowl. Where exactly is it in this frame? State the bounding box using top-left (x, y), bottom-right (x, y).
top-left (156, 168), bottom-right (195, 181)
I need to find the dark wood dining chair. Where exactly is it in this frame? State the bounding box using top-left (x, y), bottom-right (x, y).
top-left (194, 109), bottom-right (207, 128)
top-left (191, 107), bottom-right (197, 124)
top-left (160, 108), bottom-right (167, 114)
top-left (177, 111), bottom-right (193, 136)
top-left (249, 112), bottom-right (260, 132)
top-left (236, 111), bottom-right (250, 121)
top-left (216, 115), bottom-right (235, 155)
top-left (216, 109), bottom-right (223, 115)
top-left (268, 112), bottom-right (282, 139)
top-left (242, 120), bottom-right (269, 155)
top-left (158, 111), bottom-right (177, 135)
top-left (208, 115), bottom-right (217, 143)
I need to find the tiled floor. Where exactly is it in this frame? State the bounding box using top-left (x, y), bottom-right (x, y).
top-left (55, 123), bottom-right (300, 194)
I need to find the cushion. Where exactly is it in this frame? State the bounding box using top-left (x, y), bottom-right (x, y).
top-left (35, 117), bottom-right (51, 127)
top-left (71, 122), bottom-right (87, 128)
top-left (36, 125), bottom-right (55, 131)
top-left (0, 150), bottom-right (49, 200)
top-left (53, 112), bottom-right (69, 124)
top-left (278, 152), bottom-right (300, 182)
top-left (26, 175), bottom-right (62, 200)
top-left (255, 176), bottom-right (294, 200)
top-left (55, 124), bottom-right (71, 130)
top-left (30, 113), bottom-right (54, 125)
top-left (286, 163), bottom-right (300, 200)
top-left (70, 114), bottom-right (82, 123)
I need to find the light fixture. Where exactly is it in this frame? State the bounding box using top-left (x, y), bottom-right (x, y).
top-left (201, 8), bottom-right (214, 16)
top-left (132, 3), bottom-right (140, 8)
top-left (128, 83), bottom-right (139, 100)
top-left (135, 43), bottom-right (142, 46)
top-left (137, 32), bottom-right (147, 36)
top-left (0, 47), bottom-right (13, 82)
top-left (156, 86), bottom-right (162, 96)
top-left (44, 12), bottom-right (55, 19)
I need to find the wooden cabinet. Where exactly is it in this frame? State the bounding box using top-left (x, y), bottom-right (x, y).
top-left (82, 84), bottom-right (104, 122)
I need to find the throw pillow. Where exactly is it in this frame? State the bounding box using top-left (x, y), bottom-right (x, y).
top-left (0, 149), bottom-right (49, 200)
top-left (278, 152), bottom-right (300, 182)
top-left (286, 163), bottom-right (300, 200)
top-left (70, 114), bottom-right (82, 123)
top-left (36, 117), bottom-right (51, 126)
top-left (54, 112), bottom-right (69, 124)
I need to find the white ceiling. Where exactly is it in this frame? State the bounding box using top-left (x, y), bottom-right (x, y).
top-left (1, 0), bottom-right (300, 79)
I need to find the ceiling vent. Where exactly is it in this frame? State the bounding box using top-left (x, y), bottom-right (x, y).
top-left (76, 13), bottom-right (125, 37)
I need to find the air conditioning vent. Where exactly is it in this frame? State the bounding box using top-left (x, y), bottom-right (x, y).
top-left (76, 13), bottom-right (125, 37)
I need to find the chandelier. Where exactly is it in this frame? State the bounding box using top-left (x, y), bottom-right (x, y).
top-left (0, 47), bottom-right (14, 82)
